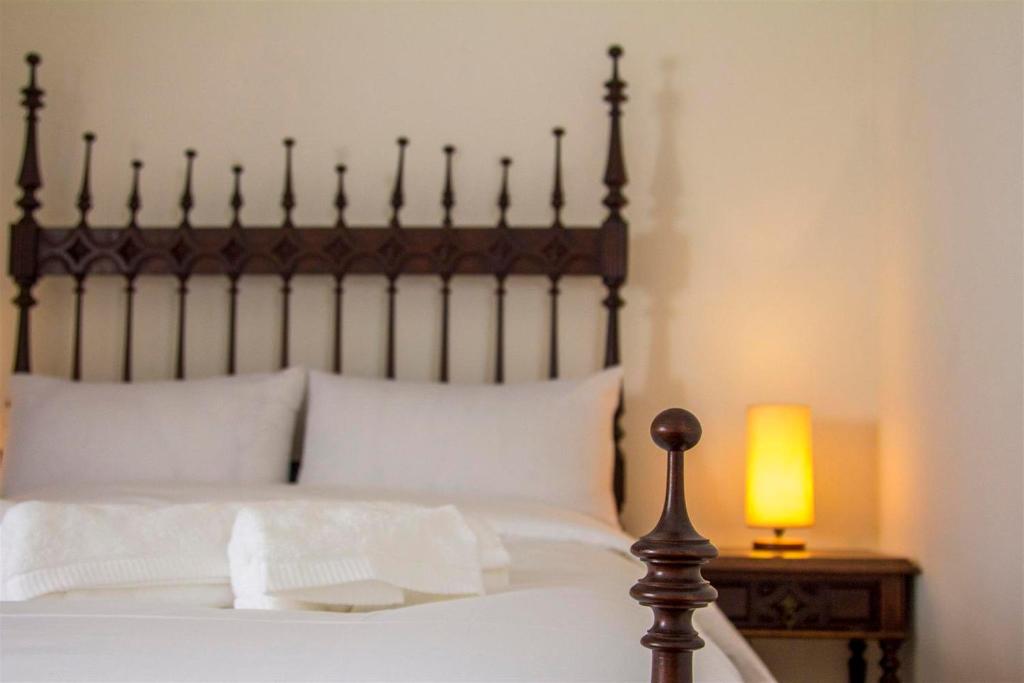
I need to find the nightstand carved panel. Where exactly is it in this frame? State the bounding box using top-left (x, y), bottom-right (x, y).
top-left (704, 551), bottom-right (918, 683)
top-left (715, 576), bottom-right (881, 632)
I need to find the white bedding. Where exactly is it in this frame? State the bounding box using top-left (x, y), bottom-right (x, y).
top-left (0, 484), bottom-right (775, 683)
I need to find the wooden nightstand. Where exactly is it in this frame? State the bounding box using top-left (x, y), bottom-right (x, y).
top-left (703, 549), bottom-right (919, 683)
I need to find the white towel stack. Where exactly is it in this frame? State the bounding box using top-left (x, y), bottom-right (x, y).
top-left (0, 500), bottom-right (509, 611)
top-left (229, 501), bottom-right (509, 610)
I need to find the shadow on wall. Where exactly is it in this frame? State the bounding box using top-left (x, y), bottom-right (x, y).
top-left (623, 58), bottom-right (692, 532)
top-left (620, 58), bottom-right (881, 551)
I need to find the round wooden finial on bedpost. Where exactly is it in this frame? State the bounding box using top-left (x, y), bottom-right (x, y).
top-left (631, 408), bottom-right (718, 683)
top-left (649, 407), bottom-right (701, 452)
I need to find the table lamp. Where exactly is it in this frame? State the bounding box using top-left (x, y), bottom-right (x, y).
top-left (745, 404), bottom-right (814, 551)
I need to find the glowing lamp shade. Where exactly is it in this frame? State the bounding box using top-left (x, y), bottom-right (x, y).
top-left (745, 404), bottom-right (814, 550)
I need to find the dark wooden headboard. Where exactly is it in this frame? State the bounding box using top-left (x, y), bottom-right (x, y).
top-left (7, 46), bottom-right (630, 508)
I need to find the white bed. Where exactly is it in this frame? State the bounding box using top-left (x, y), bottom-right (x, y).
top-left (0, 484), bottom-right (774, 683)
top-left (4, 44), bottom-right (771, 683)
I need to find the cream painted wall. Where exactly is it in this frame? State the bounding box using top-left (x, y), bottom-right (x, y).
top-left (875, 2), bottom-right (1024, 682)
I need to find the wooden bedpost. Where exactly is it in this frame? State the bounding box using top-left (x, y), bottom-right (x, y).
top-left (10, 53), bottom-right (44, 373)
top-left (601, 45), bottom-right (629, 511)
top-left (631, 408), bottom-right (718, 683)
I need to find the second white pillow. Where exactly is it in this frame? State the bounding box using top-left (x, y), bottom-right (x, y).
top-left (298, 368), bottom-right (623, 526)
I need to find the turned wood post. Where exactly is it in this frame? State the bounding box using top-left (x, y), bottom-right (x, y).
top-left (11, 53), bottom-right (45, 373)
top-left (631, 408), bottom-right (718, 683)
top-left (601, 44), bottom-right (629, 511)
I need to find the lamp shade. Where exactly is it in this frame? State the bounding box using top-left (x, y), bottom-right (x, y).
top-left (745, 404), bottom-right (814, 529)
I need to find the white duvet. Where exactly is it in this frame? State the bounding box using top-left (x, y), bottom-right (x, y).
top-left (0, 484), bottom-right (775, 683)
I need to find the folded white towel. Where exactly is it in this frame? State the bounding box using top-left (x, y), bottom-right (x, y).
top-left (229, 501), bottom-right (510, 609)
top-left (0, 501), bottom-right (238, 602)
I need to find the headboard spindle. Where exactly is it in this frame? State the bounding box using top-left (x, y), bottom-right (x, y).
top-left (438, 144), bottom-right (457, 382)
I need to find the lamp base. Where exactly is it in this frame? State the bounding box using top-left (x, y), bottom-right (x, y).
top-left (752, 536), bottom-right (806, 551)
top-left (752, 528), bottom-right (806, 551)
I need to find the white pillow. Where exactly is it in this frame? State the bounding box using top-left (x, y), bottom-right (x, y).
top-left (2, 368), bottom-right (306, 496)
top-left (298, 367), bottom-right (623, 526)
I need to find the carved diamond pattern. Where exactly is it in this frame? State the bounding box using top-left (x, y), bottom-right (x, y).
top-left (378, 234), bottom-right (406, 267)
top-left (777, 593), bottom-right (803, 629)
top-left (542, 234), bottom-right (570, 267)
top-left (489, 233), bottom-right (516, 269)
top-left (67, 236), bottom-right (91, 265)
top-left (433, 240), bottom-right (457, 270)
top-left (325, 237), bottom-right (353, 264)
top-left (753, 581), bottom-right (822, 631)
top-left (220, 237), bottom-right (245, 265)
top-left (118, 236), bottom-right (142, 264)
top-left (170, 238), bottom-right (191, 266)
top-left (272, 236), bottom-right (300, 264)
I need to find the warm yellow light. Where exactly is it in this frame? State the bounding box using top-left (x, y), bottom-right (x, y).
top-left (745, 404), bottom-right (814, 529)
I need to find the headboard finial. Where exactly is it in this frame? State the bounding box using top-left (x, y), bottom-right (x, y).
top-left (230, 164), bottom-right (244, 228)
top-left (179, 149), bottom-right (197, 228)
top-left (127, 160), bottom-right (143, 228)
top-left (76, 132), bottom-right (97, 226)
top-left (441, 145), bottom-right (456, 228)
top-left (631, 407), bottom-right (717, 683)
top-left (11, 51), bottom-right (46, 373)
top-left (281, 138), bottom-right (296, 228)
top-left (609, 46), bottom-right (623, 82)
top-left (15, 52), bottom-right (45, 225)
top-left (25, 53), bottom-right (41, 89)
top-left (497, 157), bottom-right (512, 228)
top-left (603, 45), bottom-right (628, 220)
top-left (334, 163), bottom-right (348, 228)
top-left (550, 128), bottom-right (565, 228)
top-left (390, 137), bottom-right (409, 228)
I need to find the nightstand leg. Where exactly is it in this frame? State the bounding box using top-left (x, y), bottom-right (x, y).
top-left (879, 639), bottom-right (902, 683)
top-left (847, 638), bottom-right (867, 683)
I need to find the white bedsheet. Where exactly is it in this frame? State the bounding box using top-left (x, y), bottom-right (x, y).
top-left (0, 484), bottom-right (775, 683)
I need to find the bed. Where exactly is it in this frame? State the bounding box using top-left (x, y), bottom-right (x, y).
top-left (2, 47), bottom-right (775, 683)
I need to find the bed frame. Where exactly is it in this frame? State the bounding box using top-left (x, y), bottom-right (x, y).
top-left (7, 47), bottom-right (718, 683)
